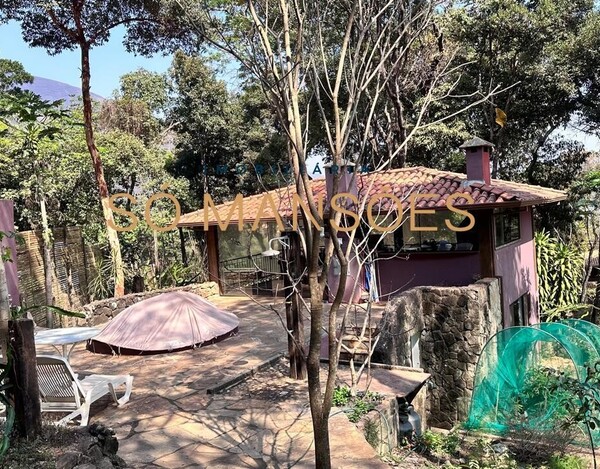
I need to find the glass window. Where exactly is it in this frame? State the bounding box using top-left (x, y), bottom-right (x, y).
top-left (495, 210), bottom-right (520, 247)
top-left (510, 294), bottom-right (530, 327)
top-left (370, 211), bottom-right (477, 253)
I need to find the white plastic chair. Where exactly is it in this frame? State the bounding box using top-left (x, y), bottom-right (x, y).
top-left (36, 355), bottom-right (133, 426)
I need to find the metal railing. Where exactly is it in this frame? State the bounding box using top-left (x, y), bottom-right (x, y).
top-left (219, 253), bottom-right (283, 294)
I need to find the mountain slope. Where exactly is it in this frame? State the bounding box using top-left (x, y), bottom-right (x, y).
top-left (21, 76), bottom-right (104, 105)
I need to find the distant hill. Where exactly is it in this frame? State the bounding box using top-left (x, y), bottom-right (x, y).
top-left (20, 76), bottom-right (104, 106)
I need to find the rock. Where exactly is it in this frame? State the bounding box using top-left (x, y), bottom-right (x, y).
top-left (109, 454), bottom-right (128, 468)
top-left (97, 457), bottom-right (115, 469)
top-left (57, 452), bottom-right (83, 469)
top-left (87, 443), bottom-right (104, 463)
top-left (73, 465), bottom-right (97, 469)
top-left (79, 434), bottom-right (99, 453)
top-left (491, 442), bottom-right (509, 455)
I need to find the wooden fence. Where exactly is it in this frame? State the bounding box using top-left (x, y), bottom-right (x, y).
top-left (16, 227), bottom-right (98, 326)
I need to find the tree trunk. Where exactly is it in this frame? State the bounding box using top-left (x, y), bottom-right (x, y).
top-left (80, 43), bottom-right (124, 297)
top-left (592, 279), bottom-right (600, 324)
top-left (306, 283), bottom-right (331, 468)
top-left (285, 232), bottom-right (306, 380)
top-left (153, 230), bottom-right (161, 279)
top-left (8, 319), bottom-right (42, 439)
top-left (39, 194), bottom-right (55, 328)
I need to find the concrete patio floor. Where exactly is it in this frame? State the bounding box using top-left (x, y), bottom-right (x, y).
top-left (38, 295), bottom-right (389, 468)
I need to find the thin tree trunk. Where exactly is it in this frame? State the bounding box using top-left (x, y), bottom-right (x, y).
top-left (39, 194), bottom-right (55, 328)
top-left (79, 44), bottom-right (124, 297)
top-left (153, 230), bottom-right (161, 280)
top-left (594, 238), bottom-right (600, 324)
top-left (306, 282), bottom-right (331, 469)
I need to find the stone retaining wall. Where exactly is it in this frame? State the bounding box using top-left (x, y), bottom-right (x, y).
top-left (359, 381), bottom-right (428, 455)
top-left (74, 282), bottom-right (219, 326)
top-left (374, 278), bottom-right (502, 429)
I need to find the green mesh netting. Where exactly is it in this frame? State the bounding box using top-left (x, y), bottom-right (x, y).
top-left (562, 319), bottom-right (600, 356)
top-left (465, 323), bottom-right (600, 449)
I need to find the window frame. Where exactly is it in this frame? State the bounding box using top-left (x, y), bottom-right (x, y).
top-left (510, 293), bottom-right (530, 327)
top-left (494, 209), bottom-right (521, 248)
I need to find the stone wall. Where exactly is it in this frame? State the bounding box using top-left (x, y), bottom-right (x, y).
top-left (374, 278), bottom-right (502, 429)
top-left (358, 382), bottom-right (428, 455)
top-left (74, 282), bottom-right (219, 326)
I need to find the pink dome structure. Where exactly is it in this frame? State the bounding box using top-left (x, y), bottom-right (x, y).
top-left (88, 291), bottom-right (239, 355)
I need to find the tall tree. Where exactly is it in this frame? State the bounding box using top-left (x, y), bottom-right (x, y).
top-left (1, 0), bottom-right (191, 297)
top-left (191, 1), bottom-right (500, 466)
top-left (0, 91), bottom-right (70, 326)
top-left (0, 58), bottom-right (33, 93)
top-left (446, 0), bottom-right (595, 180)
top-left (119, 68), bottom-right (170, 116)
top-left (168, 51), bottom-right (246, 204)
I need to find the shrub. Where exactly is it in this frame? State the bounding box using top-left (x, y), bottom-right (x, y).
top-left (548, 454), bottom-right (587, 469)
top-left (417, 430), bottom-right (460, 455)
top-left (535, 231), bottom-right (585, 320)
top-left (332, 386), bottom-right (351, 407)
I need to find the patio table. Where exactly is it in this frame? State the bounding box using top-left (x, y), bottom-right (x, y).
top-left (34, 327), bottom-right (100, 362)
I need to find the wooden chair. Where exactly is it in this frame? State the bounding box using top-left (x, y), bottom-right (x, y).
top-left (36, 355), bottom-right (133, 426)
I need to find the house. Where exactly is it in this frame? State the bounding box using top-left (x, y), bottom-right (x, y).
top-left (177, 138), bottom-right (566, 327)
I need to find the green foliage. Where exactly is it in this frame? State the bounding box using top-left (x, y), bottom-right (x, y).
top-left (87, 255), bottom-right (130, 302)
top-left (1, 1), bottom-right (191, 57)
top-left (548, 454), bottom-right (587, 469)
top-left (119, 69), bottom-right (170, 115)
top-left (9, 304), bottom-right (85, 321)
top-left (0, 59), bottom-right (32, 93)
top-left (417, 430), bottom-right (460, 455)
top-left (517, 366), bottom-right (578, 425)
top-left (332, 386), bottom-right (351, 407)
top-left (535, 231), bottom-right (585, 320)
top-left (0, 346), bottom-right (15, 459)
top-left (331, 386), bottom-right (382, 423)
top-left (543, 363), bottom-right (600, 432)
top-left (363, 417), bottom-right (379, 448)
top-left (445, 0), bottom-right (595, 180)
top-left (465, 438), bottom-right (518, 469)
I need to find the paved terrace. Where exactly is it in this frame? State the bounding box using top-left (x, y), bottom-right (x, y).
top-left (38, 296), bottom-right (389, 468)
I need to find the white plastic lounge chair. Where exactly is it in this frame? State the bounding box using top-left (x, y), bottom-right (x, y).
top-left (36, 355), bottom-right (133, 426)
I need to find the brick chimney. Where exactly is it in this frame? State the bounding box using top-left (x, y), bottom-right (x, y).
top-left (324, 160), bottom-right (357, 203)
top-left (459, 137), bottom-right (494, 185)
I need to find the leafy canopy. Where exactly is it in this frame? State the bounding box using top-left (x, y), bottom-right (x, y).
top-left (0, 0), bottom-right (194, 55)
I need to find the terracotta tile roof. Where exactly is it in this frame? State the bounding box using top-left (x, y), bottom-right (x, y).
top-left (178, 166), bottom-right (567, 228)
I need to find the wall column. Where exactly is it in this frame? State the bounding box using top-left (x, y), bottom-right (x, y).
top-left (206, 226), bottom-right (222, 294)
top-left (477, 210), bottom-right (495, 279)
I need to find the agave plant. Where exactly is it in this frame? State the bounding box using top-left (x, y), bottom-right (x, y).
top-left (536, 231), bottom-right (585, 320)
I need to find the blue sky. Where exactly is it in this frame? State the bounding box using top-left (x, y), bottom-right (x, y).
top-left (1, 20), bottom-right (598, 151)
top-left (0, 21), bottom-right (172, 98)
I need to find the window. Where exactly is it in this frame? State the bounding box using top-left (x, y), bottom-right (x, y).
top-left (366, 211), bottom-right (478, 253)
top-left (495, 210), bottom-right (520, 247)
top-left (510, 293), bottom-right (530, 327)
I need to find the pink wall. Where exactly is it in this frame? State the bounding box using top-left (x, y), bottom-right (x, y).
top-left (0, 200), bottom-right (20, 306)
top-left (494, 208), bottom-right (538, 326)
top-left (376, 252), bottom-right (481, 299)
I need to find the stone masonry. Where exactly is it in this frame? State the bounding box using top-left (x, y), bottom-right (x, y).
top-left (374, 278), bottom-right (502, 429)
top-left (74, 282), bottom-right (218, 326)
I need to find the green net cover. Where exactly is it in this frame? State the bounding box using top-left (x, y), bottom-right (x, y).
top-left (465, 323), bottom-right (600, 447)
top-left (562, 319), bottom-right (600, 356)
